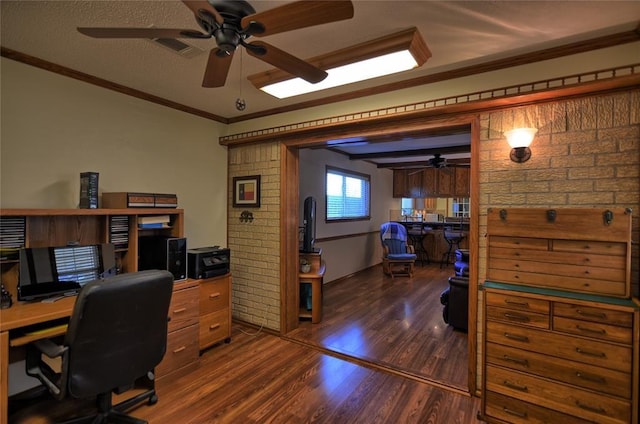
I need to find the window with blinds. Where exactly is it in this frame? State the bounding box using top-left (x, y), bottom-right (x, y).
top-left (54, 245), bottom-right (101, 284)
top-left (326, 166), bottom-right (370, 221)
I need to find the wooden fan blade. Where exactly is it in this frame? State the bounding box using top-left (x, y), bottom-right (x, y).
top-left (202, 48), bottom-right (233, 87)
top-left (77, 27), bottom-right (205, 39)
top-left (181, 0), bottom-right (224, 24)
top-left (241, 0), bottom-right (354, 37)
top-left (246, 41), bottom-right (327, 84)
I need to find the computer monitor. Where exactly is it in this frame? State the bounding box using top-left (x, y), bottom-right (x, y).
top-left (18, 243), bottom-right (116, 301)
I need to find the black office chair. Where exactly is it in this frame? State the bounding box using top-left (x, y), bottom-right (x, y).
top-left (25, 270), bottom-right (174, 424)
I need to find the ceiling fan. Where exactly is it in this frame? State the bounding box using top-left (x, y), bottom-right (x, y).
top-left (407, 154), bottom-right (470, 175)
top-left (77, 0), bottom-right (354, 88)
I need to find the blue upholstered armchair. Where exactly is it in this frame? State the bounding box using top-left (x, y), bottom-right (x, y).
top-left (380, 222), bottom-right (417, 278)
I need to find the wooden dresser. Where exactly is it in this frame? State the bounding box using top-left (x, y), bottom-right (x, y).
top-left (199, 273), bottom-right (232, 351)
top-left (481, 208), bottom-right (639, 424)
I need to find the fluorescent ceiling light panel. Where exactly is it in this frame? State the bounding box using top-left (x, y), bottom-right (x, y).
top-left (249, 28), bottom-right (431, 99)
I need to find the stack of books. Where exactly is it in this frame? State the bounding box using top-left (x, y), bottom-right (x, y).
top-left (137, 215), bottom-right (171, 229)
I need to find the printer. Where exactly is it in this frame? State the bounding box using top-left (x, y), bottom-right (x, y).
top-left (187, 246), bottom-right (230, 279)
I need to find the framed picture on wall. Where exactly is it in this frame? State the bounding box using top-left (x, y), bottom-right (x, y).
top-left (233, 175), bottom-right (261, 207)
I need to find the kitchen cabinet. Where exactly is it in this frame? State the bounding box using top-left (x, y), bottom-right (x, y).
top-left (392, 167), bottom-right (469, 198)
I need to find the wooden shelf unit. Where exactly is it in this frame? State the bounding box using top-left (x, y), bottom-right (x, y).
top-left (299, 250), bottom-right (325, 324)
top-left (0, 208), bottom-right (184, 300)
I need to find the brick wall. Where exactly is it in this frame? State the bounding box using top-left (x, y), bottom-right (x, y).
top-left (476, 89), bottom-right (640, 390)
top-left (228, 142), bottom-right (282, 329)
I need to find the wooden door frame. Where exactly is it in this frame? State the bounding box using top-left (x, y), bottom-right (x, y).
top-left (280, 114), bottom-right (480, 395)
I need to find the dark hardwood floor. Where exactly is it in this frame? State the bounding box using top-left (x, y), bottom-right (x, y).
top-left (8, 263), bottom-right (478, 423)
top-left (286, 262), bottom-right (469, 391)
top-left (9, 325), bottom-right (481, 424)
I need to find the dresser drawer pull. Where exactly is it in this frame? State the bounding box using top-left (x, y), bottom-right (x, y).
top-left (576, 325), bottom-right (606, 335)
top-left (172, 307), bottom-right (187, 314)
top-left (209, 292), bottom-right (221, 299)
top-left (173, 346), bottom-right (186, 354)
top-left (576, 371), bottom-right (606, 384)
top-left (576, 309), bottom-right (606, 319)
top-left (209, 323), bottom-right (221, 330)
top-left (576, 400), bottom-right (606, 414)
top-left (575, 347), bottom-right (606, 358)
top-left (504, 333), bottom-right (529, 343)
top-left (503, 355), bottom-right (529, 366)
top-left (503, 312), bottom-right (530, 322)
top-left (503, 380), bottom-right (528, 392)
top-left (504, 299), bottom-right (529, 308)
top-left (503, 407), bottom-right (527, 418)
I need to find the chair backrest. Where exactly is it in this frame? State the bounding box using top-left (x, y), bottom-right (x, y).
top-left (63, 269), bottom-right (174, 398)
top-left (380, 222), bottom-right (409, 254)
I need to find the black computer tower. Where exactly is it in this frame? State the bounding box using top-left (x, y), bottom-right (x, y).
top-left (138, 236), bottom-right (187, 281)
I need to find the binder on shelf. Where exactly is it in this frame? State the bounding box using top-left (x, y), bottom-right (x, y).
top-left (79, 172), bottom-right (99, 209)
top-left (138, 215), bottom-right (171, 225)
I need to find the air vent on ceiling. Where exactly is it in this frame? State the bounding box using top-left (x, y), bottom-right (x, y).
top-left (149, 37), bottom-right (204, 59)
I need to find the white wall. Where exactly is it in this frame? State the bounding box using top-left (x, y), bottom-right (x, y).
top-left (299, 148), bottom-right (395, 282)
top-left (1, 58), bottom-right (228, 248)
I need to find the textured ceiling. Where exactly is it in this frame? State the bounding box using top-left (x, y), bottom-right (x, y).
top-left (2, 1), bottom-right (639, 167)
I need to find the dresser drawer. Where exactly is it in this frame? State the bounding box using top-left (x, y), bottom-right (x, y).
top-left (200, 308), bottom-right (230, 350)
top-left (486, 342), bottom-right (631, 398)
top-left (484, 391), bottom-right (590, 424)
top-left (553, 316), bottom-right (632, 344)
top-left (554, 302), bottom-right (633, 328)
top-left (486, 365), bottom-right (631, 424)
top-left (486, 291), bottom-right (550, 314)
top-left (200, 278), bottom-right (230, 315)
top-left (156, 324), bottom-right (199, 378)
top-left (168, 286), bottom-right (199, 332)
top-left (486, 306), bottom-right (549, 329)
top-left (486, 321), bottom-right (631, 372)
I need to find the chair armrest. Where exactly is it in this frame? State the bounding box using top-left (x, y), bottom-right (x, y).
top-left (33, 338), bottom-right (68, 359)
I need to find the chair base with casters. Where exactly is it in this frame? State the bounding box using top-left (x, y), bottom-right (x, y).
top-left (439, 276), bottom-right (469, 331)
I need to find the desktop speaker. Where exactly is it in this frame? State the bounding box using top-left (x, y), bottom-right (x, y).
top-left (138, 236), bottom-right (187, 281)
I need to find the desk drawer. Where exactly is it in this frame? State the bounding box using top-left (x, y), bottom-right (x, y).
top-left (200, 308), bottom-right (230, 350)
top-left (156, 324), bottom-right (199, 378)
top-left (200, 279), bottom-right (230, 315)
top-left (486, 342), bottom-right (631, 398)
top-left (553, 302), bottom-right (633, 328)
top-left (486, 291), bottom-right (550, 314)
top-left (484, 391), bottom-right (589, 424)
top-left (168, 286), bottom-right (199, 332)
top-left (553, 316), bottom-right (632, 344)
top-left (486, 321), bottom-right (631, 372)
top-left (486, 306), bottom-right (549, 329)
top-left (486, 365), bottom-right (631, 424)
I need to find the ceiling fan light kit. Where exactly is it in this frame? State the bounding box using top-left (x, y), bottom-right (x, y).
top-left (77, 0), bottom-right (355, 89)
top-left (249, 27), bottom-right (432, 99)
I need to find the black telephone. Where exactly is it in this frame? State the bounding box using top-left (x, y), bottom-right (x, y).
top-left (1, 285), bottom-right (13, 309)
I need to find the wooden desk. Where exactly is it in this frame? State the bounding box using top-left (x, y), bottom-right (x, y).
top-left (0, 296), bottom-right (76, 424)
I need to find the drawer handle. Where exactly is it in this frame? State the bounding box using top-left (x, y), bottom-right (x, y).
top-left (503, 312), bottom-right (530, 322)
top-left (576, 309), bottom-right (606, 319)
top-left (504, 332), bottom-right (529, 343)
top-left (172, 307), bottom-right (187, 314)
top-left (209, 292), bottom-right (221, 299)
top-left (209, 323), bottom-right (221, 330)
top-left (502, 355), bottom-right (529, 367)
top-left (504, 299), bottom-right (529, 308)
top-left (576, 325), bottom-right (606, 335)
top-left (576, 400), bottom-right (606, 414)
top-left (576, 371), bottom-right (606, 384)
top-left (503, 407), bottom-right (527, 418)
top-left (173, 346), bottom-right (186, 354)
top-left (503, 380), bottom-right (528, 392)
top-left (575, 347), bottom-right (606, 358)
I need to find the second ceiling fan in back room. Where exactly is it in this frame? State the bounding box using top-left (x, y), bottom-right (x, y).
top-left (77, 0), bottom-right (354, 88)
